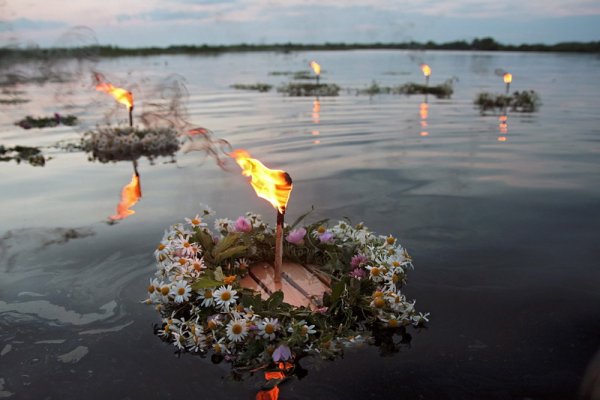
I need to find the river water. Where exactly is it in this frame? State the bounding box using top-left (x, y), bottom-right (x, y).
top-left (1, 50), bottom-right (599, 399)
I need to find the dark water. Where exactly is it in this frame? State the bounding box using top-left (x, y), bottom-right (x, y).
top-left (1, 50), bottom-right (599, 399)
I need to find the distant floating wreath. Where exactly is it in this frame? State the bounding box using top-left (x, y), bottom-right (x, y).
top-left (144, 205), bottom-right (428, 374)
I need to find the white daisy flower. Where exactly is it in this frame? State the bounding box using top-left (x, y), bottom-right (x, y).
top-left (198, 203), bottom-right (215, 216)
top-left (258, 318), bottom-right (279, 340)
top-left (185, 214), bottom-right (207, 228)
top-left (234, 258), bottom-right (250, 271)
top-left (214, 218), bottom-right (234, 232)
top-left (226, 318), bottom-right (248, 342)
top-left (199, 288), bottom-right (215, 308)
top-left (213, 285), bottom-right (238, 311)
top-left (174, 235), bottom-right (196, 257)
top-left (300, 323), bottom-right (316, 337)
top-left (365, 265), bottom-right (385, 282)
top-left (189, 257), bottom-right (206, 275)
top-left (171, 280), bottom-right (192, 303)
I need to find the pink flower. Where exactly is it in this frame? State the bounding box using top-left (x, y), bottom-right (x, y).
top-left (286, 227), bottom-right (306, 245)
top-left (351, 254), bottom-right (368, 268)
top-left (349, 268), bottom-right (367, 280)
top-left (318, 231), bottom-right (334, 243)
top-left (272, 344), bottom-right (292, 362)
top-left (234, 216), bottom-right (252, 233)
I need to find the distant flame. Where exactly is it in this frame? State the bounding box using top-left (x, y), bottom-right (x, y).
top-left (420, 64), bottom-right (431, 77)
top-left (230, 150), bottom-right (293, 214)
top-left (96, 78), bottom-right (134, 110)
top-left (309, 61), bottom-right (321, 76)
top-left (503, 73), bottom-right (512, 84)
top-left (110, 173), bottom-right (141, 221)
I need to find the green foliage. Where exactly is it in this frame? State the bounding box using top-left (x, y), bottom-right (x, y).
top-left (0, 144), bottom-right (47, 166)
top-left (15, 114), bottom-right (78, 129)
top-left (230, 83), bottom-right (273, 92)
top-left (277, 83), bottom-right (340, 97)
top-left (356, 80), bottom-right (454, 98)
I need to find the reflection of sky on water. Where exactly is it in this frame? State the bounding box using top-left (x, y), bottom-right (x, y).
top-left (1, 50), bottom-right (599, 399)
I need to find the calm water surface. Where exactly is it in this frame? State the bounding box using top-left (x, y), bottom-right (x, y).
top-left (1, 50), bottom-right (599, 399)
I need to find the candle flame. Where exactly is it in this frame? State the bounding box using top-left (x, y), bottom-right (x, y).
top-left (309, 61), bottom-right (321, 76)
top-left (110, 173), bottom-right (142, 221)
top-left (503, 73), bottom-right (512, 84)
top-left (95, 75), bottom-right (134, 110)
top-left (231, 150), bottom-right (293, 214)
top-left (420, 64), bottom-right (431, 77)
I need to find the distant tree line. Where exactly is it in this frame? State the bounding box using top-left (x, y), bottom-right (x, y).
top-left (1, 37), bottom-right (599, 59)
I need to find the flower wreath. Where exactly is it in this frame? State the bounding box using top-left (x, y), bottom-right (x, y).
top-left (145, 205), bottom-right (428, 373)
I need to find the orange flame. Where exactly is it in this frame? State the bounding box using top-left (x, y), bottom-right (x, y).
top-left (503, 73), bottom-right (512, 84)
top-left (96, 82), bottom-right (134, 110)
top-left (420, 64), bottom-right (431, 77)
top-left (309, 61), bottom-right (321, 76)
top-left (256, 362), bottom-right (294, 400)
top-left (110, 173), bottom-right (141, 220)
top-left (230, 150), bottom-right (293, 214)
top-left (497, 136), bottom-right (507, 142)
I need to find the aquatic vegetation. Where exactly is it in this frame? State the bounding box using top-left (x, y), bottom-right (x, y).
top-left (82, 126), bottom-right (179, 163)
top-left (355, 80), bottom-right (454, 98)
top-left (230, 83), bottom-right (273, 92)
top-left (0, 98), bottom-right (30, 105)
top-left (0, 144), bottom-right (48, 166)
top-left (145, 207), bottom-right (427, 375)
top-left (15, 114), bottom-right (78, 129)
top-left (277, 83), bottom-right (340, 97)
top-left (474, 90), bottom-right (541, 113)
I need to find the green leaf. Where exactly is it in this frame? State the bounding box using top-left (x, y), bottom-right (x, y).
top-left (266, 290), bottom-right (284, 310)
top-left (330, 280), bottom-right (346, 303)
top-left (191, 276), bottom-right (224, 291)
top-left (289, 206), bottom-right (314, 229)
top-left (213, 245), bottom-right (248, 264)
top-left (196, 229), bottom-right (215, 255)
top-left (212, 232), bottom-right (241, 256)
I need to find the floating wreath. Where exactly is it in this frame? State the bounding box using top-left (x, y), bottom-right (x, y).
top-left (144, 205), bottom-right (428, 373)
top-left (82, 126), bottom-right (179, 163)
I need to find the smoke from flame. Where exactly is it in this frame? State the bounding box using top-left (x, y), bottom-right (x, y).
top-left (230, 149), bottom-right (293, 214)
top-left (309, 61), bottom-right (321, 76)
top-left (503, 73), bottom-right (512, 84)
top-left (110, 173), bottom-right (141, 221)
top-left (420, 64), bottom-right (431, 77)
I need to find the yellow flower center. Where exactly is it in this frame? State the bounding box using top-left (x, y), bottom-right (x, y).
top-left (204, 289), bottom-right (212, 298)
top-left (317, 226), bottom-right (326, 234)
top-left (177, 287), bottom-right (185, 295)
top-left (192, 218), bottom-right (200, 225)
top-left (265, 324), bottom-right (274, 334)
top-left (232, 324), bottom-right (242, 335)
top-left (193, 262), bottom-right (202, 271)
top-left (214, 344), bottom-right (221, 353)
top-left (183, 242), bottom-right (190, 248)
top-left (373, 291), bottom-right (384, 298)
top-left (178, 258), bottom-right (187, 265)
top-left (392, 274), bottom-right (399, 283)
top-left (301, 326), bottom-right (308, 335)
top-left (386, 236), bottom-right (396, 245)
top-left (371, 267), bottom-right (380, 276)
top-left (392, 261), bottom-right (400, 267)
top-left (221, 291), bottom-right (231, 301)
top-left (388, 319), bottom-right (399, 328)
top-left (157, 244), bottom-right (165, 251)
top-left (160, 286), bottom-right (170, 296)
top-left (207, 320), bottom-right (217, 330)
top-left (148, 285), bottom-right (155, 294)
top-left (374, 297), bottom-right (385, 308)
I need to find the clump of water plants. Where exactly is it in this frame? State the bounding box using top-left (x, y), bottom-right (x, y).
top-left (474, 90), bottom-right (541, 114)
top-left (0, 144), bottom-right (48, 166)
top-left (355, 80), bottom-right (454, 98)
top-left (230, 83), bottom-right (273, 92)
top-left (15, 113), bottom-right (78, 129)
top-left (82, 126), bottom-right (180, 163)
top-left (277, 83), bottom-right (340, 97)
